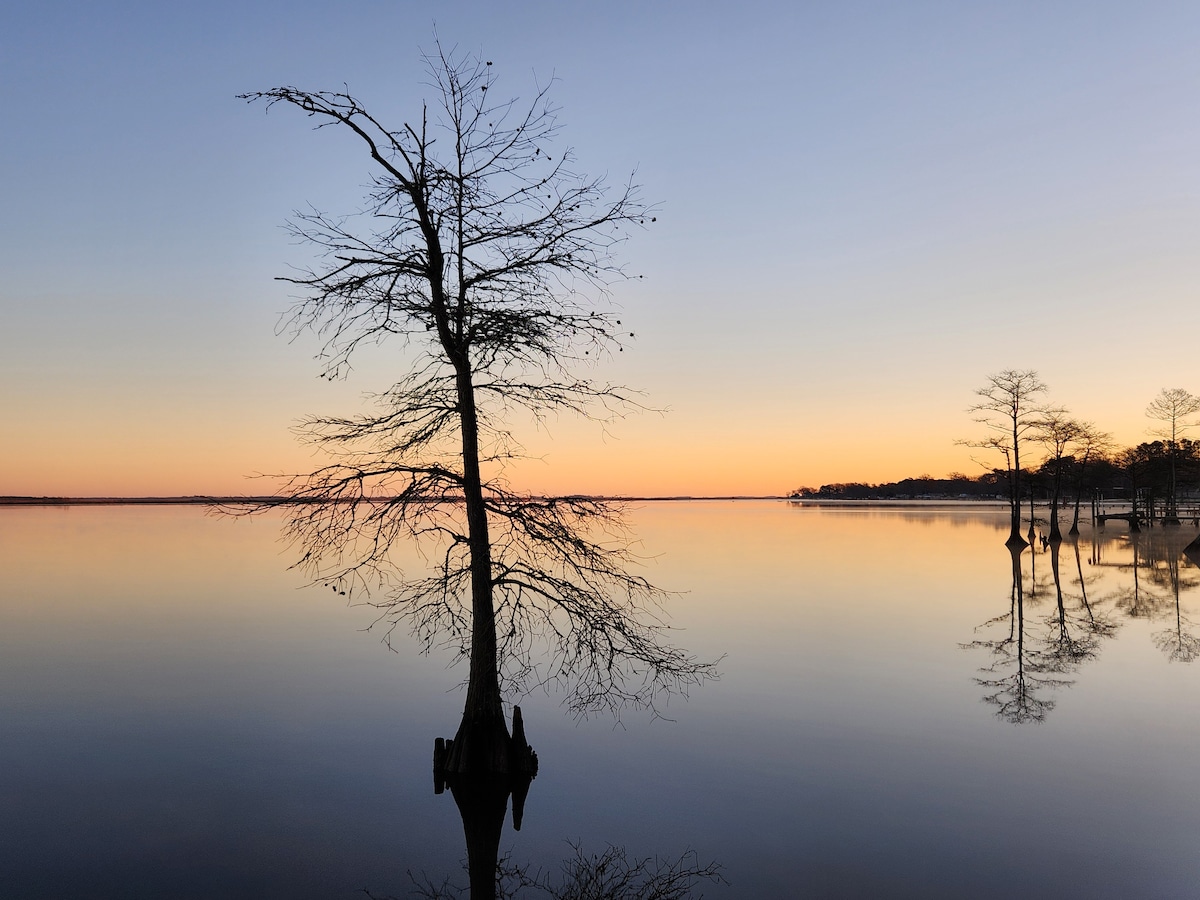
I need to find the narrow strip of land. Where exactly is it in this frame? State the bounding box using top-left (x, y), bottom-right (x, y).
top-left (0, 495), bottom-right (790, 506)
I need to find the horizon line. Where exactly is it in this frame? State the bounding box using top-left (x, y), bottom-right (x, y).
top-left (0, 494), bottom-right (793, 507)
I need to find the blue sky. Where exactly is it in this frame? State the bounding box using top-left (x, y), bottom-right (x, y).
top-left (3, 1), bottom-right (1199, 494)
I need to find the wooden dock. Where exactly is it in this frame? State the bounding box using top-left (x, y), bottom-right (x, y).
top-left (1095, 508), bottom-right (1200, 529)
top-left (1096, 511), bottom-right (1141, 529)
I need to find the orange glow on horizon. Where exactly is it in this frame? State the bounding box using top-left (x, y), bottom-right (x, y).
top-left (3, 391), bottom-right (1166, 498)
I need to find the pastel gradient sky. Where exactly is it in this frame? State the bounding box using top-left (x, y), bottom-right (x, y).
top-left (3, 1), bottom-right (1199, 497)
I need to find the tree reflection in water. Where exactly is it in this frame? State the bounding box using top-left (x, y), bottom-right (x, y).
top-left (355, 704), bottom-right (720, 900)
top-left (403, 841), bottom-right (722, 900)
top-left (362, 718), bottom-right (721, 900)
top-left (1042, 540), bottom-right (1115, 673)
top-left (1110, 534), bottom-right (1170, 620)
top-left (1070, 538), bottom-right (1115, 644)
top-left (964, 544), bottom-right (1068, 724)
top-left (1097, 528), bottom-right (1200, 661)
top-left (966, 525), bottom-right (1200, 724)
top-left (1151, 549), bottom-right (1200, 662)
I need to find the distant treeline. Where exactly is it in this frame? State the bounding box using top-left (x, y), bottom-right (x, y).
top-left (792, 439), bottom-right (1200, 503)
top-left (790, 473), bottom-right (1006, 500)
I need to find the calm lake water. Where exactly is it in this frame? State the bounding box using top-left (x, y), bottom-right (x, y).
top-left (3, 501), bottom-right (1200, 898)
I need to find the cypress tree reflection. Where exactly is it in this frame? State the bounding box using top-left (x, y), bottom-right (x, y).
top-left (395, 721), bottom-right (720, 900)
top-left (1111, 533), bottom-right (1170, 620)
top-left (405, 843), bottom-right (721, 900)
top-left (966, 525), bottom-right (1200, 724)
top-left (1071, 537), bottom-right (1116, 643)
top-left (1150, 550), bottom-right (1200, 663)
top-left (416, 706), bottom-right (719, 900)
top-left (964, 544), bottom-right (1066, 724)
top-left (1041, 540), bottom-right (1113, 673)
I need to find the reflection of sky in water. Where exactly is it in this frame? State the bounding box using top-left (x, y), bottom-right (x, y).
top-left (3, 503), bottom-right (1200, 897)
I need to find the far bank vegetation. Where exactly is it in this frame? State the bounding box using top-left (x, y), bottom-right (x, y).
top-left (791, 378), bottom-right (1200, 535)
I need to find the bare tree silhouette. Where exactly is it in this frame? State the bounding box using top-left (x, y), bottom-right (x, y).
top-left (960, 370), bottom-right (1048, 546)
top-left (1145, 388), bottom-right (1200, 523)
top-left (239, 43), bottom-right (715, 794)
top-left (1034, 409), bottom-right (1085, 543)
top-left (1067, 423), bottom-right (1113, 536)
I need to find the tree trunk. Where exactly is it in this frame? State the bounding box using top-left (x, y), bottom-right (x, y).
top-left (1008, 417), bottom-right (1026, 546)
top-left (435, 706), bottom-right (539, 900)
top-left (421, 197), bottom-right (508, 774)
top-left (1164, 446), bottom-right (1181, 525)
top-left (1069, 457), bottom-right (1088, 536)
top-left (1048, 461), bottom-right (1063, 542)
top-left (445, 364), bottom-right (510, 775)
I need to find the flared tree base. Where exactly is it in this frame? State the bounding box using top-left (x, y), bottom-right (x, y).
top-left (434, 707), bottom-right (539, 900)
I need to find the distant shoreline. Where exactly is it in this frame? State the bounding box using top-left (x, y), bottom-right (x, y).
top-left (0, 495), bottom-right (795, 507)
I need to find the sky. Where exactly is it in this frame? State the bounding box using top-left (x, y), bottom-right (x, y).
top-left (3, 1), bottom-right (1199, 497)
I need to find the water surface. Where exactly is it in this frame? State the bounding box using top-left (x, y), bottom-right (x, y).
top-left (2, 502), bottom-right (1198, 897)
